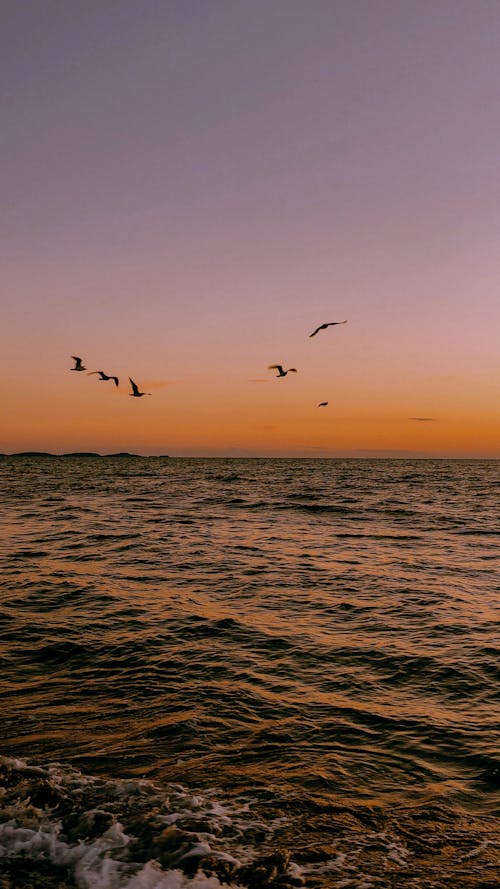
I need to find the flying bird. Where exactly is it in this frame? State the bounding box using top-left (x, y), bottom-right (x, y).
top-left (70, 356), bottom-right (86, 371)
top-left (268, 365), bottom-right (298, 377)
top-left (129, 377), bottom-right (151, 397)
top-left (88, 371), bottom-right (119, 387)
top-left (309, 321), bottom-right (347, 337)
top-left (318, 402), bottom-right (329, 407)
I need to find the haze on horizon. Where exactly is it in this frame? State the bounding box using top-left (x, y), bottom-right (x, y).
top-left (2, 0), bottom-right (499, 458)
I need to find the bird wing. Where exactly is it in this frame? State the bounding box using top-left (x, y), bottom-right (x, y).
top-left (288, 368), bottom-right (297, 373)
top-left (112, 377), bottom-right (119, 387)
top-left (87, 371), bottom-right (100, 376)
top-left (268, 365), bottom-right (284, 372)
top-left (72, 356), bottom-right (83, 368)
top-left (310, 321), bottom-right (347, 335)
top-left (129, 377), bottom-right (139, 395)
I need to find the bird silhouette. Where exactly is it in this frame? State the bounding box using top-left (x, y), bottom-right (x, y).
top-left (129, 377), bottom-right (151, 397)
top-left (318, 402), bottom-right (329, 407)
top-left (70, 356), bottom-right (86, 371)
top-left (309, 321), bottom-right (347, 337)
top-left (88, 371), bottom-right (119, 387)
top-left (268, 365), bottom-right (298, 377)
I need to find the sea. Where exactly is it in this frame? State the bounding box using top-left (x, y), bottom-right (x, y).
top-left (0, 456), bottom-right (498, 889)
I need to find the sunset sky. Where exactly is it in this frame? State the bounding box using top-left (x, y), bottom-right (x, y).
top-left (2, 0), bottom-right (499, 457)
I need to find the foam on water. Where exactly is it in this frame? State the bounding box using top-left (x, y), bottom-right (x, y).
top-left (0, 757), bottom-right (303, 888)
top-left (1, 757), bottom-right (499, 888)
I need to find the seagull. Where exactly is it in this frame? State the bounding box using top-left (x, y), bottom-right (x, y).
top-left (129, 377), bottom-right (151, 397)
top-left (88, 371), bottom-right (119, 387)
top-left (70, 356), bottom-right (86, 371)
top-left (318, 402), bottom-right (329, 407)
top-left (268, 365), bottom-right (298, 377)
top-left (309, 321), bottom-right (347, 337)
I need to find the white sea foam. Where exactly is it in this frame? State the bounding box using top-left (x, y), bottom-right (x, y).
top-left (386, 839), bottom-right (410, 865)
top-left (0, 816), bottom-right (240, 889)
top-left (2, 755), bottom-right (496, 888)
top-left (0, 757), bottom-right (304, 888)
top-left (122, 863), bottom-right (236, 889)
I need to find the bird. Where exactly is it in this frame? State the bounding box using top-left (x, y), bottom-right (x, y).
top-left (318, 402), bottom-right (329, 407)
top-left (70, 356), bottom-right (86, 371)
top-left (129, 377), bottom-right (151, 397)
top-left (88, 371), bottom-right (119, 387)
top-left (268, 365), bottom-right (297, 377)
top-left (309, 321), bottom-right (347, 337)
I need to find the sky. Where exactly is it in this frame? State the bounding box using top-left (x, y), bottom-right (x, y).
top-left (2, 0), bottom-right (499, 457)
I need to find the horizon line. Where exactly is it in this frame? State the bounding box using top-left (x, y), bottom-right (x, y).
top-left (1, 451), bottom-right (498, 461)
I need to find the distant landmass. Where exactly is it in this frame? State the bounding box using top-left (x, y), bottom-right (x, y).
top-left (8, 452), bottom-right (56, 457)
top-left (60, 452), bottom-right (102, 458)
top-left (0, 452), bottom-right (169, 458)
top-left (102, 452), bottom-right (142, 458)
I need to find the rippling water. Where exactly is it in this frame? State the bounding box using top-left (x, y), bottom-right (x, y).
top-left (1, 456), bottom-right (499, 887)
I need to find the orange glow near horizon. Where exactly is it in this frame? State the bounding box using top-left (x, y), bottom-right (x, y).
top-left (3, 350), bottom-right (499, 456)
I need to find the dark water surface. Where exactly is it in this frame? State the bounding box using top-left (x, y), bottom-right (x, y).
top-left (1, 457), bottom-right (499, 887)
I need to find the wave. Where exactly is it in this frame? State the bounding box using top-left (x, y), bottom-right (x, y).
top-left (0, 757), bottom-right (301, 889)
top-left (1, 757), bottom-right (498, 889)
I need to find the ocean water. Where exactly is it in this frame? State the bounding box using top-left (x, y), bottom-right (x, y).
top-left (0, 456), bottom-right (499, 888)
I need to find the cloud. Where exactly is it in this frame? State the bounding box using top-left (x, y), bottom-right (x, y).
top-left (408, 417), bottom-right (436, 422)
